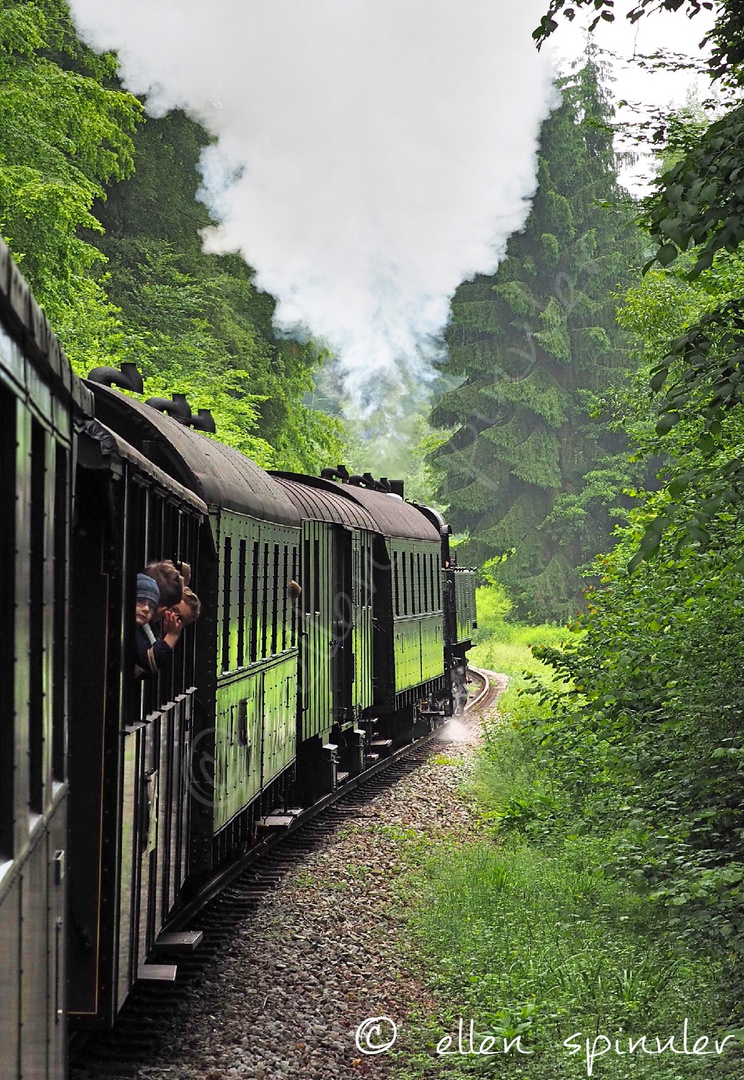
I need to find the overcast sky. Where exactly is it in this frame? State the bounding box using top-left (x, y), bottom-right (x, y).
top-left (553, 2), bottom-right (716, 190)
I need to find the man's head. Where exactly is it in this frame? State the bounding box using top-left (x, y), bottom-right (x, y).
top-left (136, 574), bottom-right (160, 626)
top-left (174, 586), bottom-right (201, 627)
top-left (145, 560), bottom-right (183, 610)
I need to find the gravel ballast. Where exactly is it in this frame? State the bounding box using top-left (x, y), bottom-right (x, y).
top-left (86, 680), bottom-right (505, 1080)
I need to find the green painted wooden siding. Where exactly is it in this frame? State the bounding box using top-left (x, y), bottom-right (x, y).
top-left (454, 567), bottom-right (478, 642)
top-left (389, 539), bottom-right (444, 694)
top-left (213, 511), bottom-right (300, 832)
top-left (213, 654), bottom-right (297, 831)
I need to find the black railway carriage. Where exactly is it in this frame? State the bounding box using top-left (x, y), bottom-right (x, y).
top-left (275, 474), bottom-right (449, 738)
top-left (414, 504), bottom-right (478, 710)
top-left (333, 481), bottom-right (448, 724)
top-left (67, 418), bottom-right (206, 1028)
top-left (0, 238), bottom-right (92, 1077)
top-left (0, 231), bottom-right (478, 1080)
top-left (271, 475), bottom-right (378, 791)
top-left (85, 383), bottom-right (303, 869)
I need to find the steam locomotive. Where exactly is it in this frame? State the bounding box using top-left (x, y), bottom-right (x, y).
top-left (0, 236), bottom-right (477, 1078)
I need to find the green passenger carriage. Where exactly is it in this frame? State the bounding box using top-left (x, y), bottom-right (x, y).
top-left (0, 235), bottom-right (478, 1079)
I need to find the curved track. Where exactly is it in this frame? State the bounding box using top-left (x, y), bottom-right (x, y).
top-left (167, 665), bottom-right (496, 932)
top-left (466, 665), bottom-right (505, 714)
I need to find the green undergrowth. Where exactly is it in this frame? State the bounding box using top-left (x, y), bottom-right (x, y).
top-left (468, 582), bottom-right (575, 693)
top-left (395, 839), bottom-right (733, 1078)
top-left (389, 712), bottom-right (741, 1080)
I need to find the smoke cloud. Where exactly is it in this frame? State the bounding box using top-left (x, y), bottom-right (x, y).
top-left (69, 0), bottom-right (554, 411)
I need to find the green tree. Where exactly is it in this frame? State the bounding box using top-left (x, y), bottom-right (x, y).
top-left (430, 59), bottom-right (642, 621)
top-left (0, 5), bottom-right (344, 471)
top-left (535, 2), bottom-right (744, 559)
top-left (95, 111), bottom-right (346, 472)
top-left (523, 182), bottom-right (744, 970)
top-left (0, 0), bottom-right (140, 336)
top-left (534, 0), bottom-right (744, 87)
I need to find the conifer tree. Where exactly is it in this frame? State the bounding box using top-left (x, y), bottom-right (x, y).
top-left (431, 57), bottom-right (642, 622)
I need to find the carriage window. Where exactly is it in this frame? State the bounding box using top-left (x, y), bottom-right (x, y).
top-left (422, 551), bottom-right (428, 612)
top-left (402, 550), bottom-right (408, 615)
top-left (237, 539), bottom-right (246, 668)
top-left (52, 444), bottom-right (67, 782)
top-left (282, 546), bottom-right (289, 651)
top-left (250, 540), bottom-right (259, 663)
top-left (271, 544), bottom-right (280, 655)
top-left (29, 420), bottom-right (47, 813)
top-left (262, 542), bottom-right (269, 658)
top-left (292, 547), bottom-right (300, 645)
top-left (393, 551), bottom-right (399, 616)
top-left (313, 536), bottom-right (320, 614)
top-left (410, 552), bottom-right (416, 614)
top-left (360, 542), bottom-right (369, 607)
top-left (0, 390), bottom-right (16, 855)
top-left (303, 538), bottom-right (311, 615)
top-left (149, 486), bottom-right (165, 564)
top-left (221, 536), bottom-right (232, 672)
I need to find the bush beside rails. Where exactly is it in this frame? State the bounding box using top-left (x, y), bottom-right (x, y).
top-left (391, 581), bottom-right (744, 1079)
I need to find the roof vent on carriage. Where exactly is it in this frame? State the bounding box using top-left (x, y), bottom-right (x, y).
top-left (86, 364), bottom-right (217, 433)
top-left (320, 464), bottom-right (350, 483)
top-left (143, 393), bottom-right (216, 433)
top-left (87, 361), bottom-right (144, 394)
top-left (320, 465), bottom-right (404, 498)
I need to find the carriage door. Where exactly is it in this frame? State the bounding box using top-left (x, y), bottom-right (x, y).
top-left (299, 520), bottom-right (334, 741)
top-left (332, 526), bottom-right (354, 724)
top-left (351, 531), bottom-right (373, 718)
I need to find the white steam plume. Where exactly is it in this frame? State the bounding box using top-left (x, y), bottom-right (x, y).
top-left (69, 0), bottom-right (554, 409)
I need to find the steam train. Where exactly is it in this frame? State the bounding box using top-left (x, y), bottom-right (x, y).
top-left (0, 236), bottom-right (477, 1078)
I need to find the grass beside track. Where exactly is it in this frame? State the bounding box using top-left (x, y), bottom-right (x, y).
top-left (389, 628), bottom-right (740, 1080)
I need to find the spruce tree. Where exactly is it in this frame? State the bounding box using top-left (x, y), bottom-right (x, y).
top-left (431, 57), bottom-right (642, 622)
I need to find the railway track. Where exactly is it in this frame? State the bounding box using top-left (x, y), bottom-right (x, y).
top-left (71, 666), bottom-right (500, 1077)
top-left (466, 665), bottom-right (498, 712)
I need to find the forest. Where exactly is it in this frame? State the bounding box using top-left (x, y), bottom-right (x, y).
top-left (408, 4), bottom-right (744, 1076)
top-left (4, 0), bottom-right (744, 1073)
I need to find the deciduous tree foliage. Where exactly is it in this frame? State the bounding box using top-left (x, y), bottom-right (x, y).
top-left (95, 110), bottom-right (345, 470)
top-left (0, 0), bottom-right (140, 326)
top-left (524, 132), bottom-right (744, 987)
top-left (431, 59), bottom-right (642, 622)
top-left (531, 504), bottom-right (744, 967)
top-left (0, 1), bottom-right (345, 472)
top-left (535, 0), bottom-right (744, 86)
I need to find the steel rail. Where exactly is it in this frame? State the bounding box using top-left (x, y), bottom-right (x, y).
top-left (165, 665), bottom-right (492, 932)
top-left (465, 666), bottom-right (491, 712)
top-left (71, 672), bottom-right (498, 1073)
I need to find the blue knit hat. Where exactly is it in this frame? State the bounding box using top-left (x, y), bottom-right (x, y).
top-left (137, 573), bottom-right (160, 608)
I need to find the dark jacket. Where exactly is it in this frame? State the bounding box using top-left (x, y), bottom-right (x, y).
top-left (135, 622), bottom-right (173, 677)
